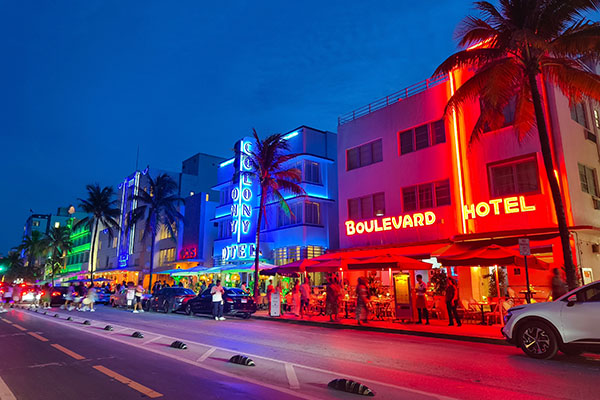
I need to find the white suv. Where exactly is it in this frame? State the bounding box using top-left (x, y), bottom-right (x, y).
top-left (502, 280), bottom-right (600, 359)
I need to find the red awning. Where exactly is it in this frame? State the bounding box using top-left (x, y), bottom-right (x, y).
top-left (436, 244), bottom-right (549, 270)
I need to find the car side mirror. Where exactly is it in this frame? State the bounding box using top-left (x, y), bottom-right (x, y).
top-left (566, 294), bottom-right (577, 307)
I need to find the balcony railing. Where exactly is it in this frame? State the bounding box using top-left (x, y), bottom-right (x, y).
top-left (338, 74), bottom-right (449, 125)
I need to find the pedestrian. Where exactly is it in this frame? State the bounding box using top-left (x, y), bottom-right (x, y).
top-left (551, 268), bottom-right (568, 300)
top-left (415, 274), bottom-right (429, 325)
top-left (63, 283), bottom-right (75, 311)
top-left (86, 284), bottom-right (97, 312)
top-left (151, 281), bottom-right (160, 295)
top-left (1, 285), bottom-right (13, 311)
top-left (290, 281), bottom-right (301, 317)
top-left (133, 280), bottom-right (144, 313)
top-left (356, 277), bottom-right (370, 325)
top-left (41, 284), bottom-right (51, 309)
top-left (446, 277), bottom-right (461, 327)
top-left (163, 280), bottom-right (170, 288)
top-left (241, 281), bottom-right (249, 295)
top-left (200, 280), bottom-right (207, 294)
top-left (325, 276), bottom-right (340, 322)
top-left (178, 281), bottom-right (184, 288)
top-left (299, 277), bottom-right (311, 318)
top-left (266, 280), bottom-right (275, 314)
top-left (211, 279), bottom-right (225, 321)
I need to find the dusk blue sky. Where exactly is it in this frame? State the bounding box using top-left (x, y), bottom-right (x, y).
top-left (0, 1), bottom-right (503, 252)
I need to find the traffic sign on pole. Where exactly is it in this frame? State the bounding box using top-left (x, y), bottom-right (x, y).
top-left (518, 238), bottom-right (531, 256)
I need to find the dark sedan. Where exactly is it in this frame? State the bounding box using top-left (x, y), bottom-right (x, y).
top-left (49, 287), bottom-right (68, 307)
top-left (145, 287), bottom-right (196, 313)
top-left (185, 287), bottom-right (256, 319)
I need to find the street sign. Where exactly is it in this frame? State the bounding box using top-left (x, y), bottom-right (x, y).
top-left (518, 238), bottom-right (531, 256)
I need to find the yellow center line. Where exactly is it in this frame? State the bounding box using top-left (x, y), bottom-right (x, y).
top-left (1, 318), bottom-right (12, 324)
top-left (92, 365), bottom-right (163, 398)
top-left (50, 344), bottom-right (85, 360)
top-left (27, 332), bottom-right (49, 342)
top-left (12, 324), bottom-right (27, 331)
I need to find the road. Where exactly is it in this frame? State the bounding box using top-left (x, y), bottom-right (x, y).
top-left (0, 305), bottom-right (598, 400)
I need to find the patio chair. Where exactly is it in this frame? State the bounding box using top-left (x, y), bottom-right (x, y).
top-left (459, 300), bottom-right (479, 323)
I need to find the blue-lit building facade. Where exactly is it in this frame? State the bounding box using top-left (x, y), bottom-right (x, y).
top-left (212, 126), bottom-right (338, 275)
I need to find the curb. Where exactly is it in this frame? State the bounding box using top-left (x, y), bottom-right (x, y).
top-left (252, 315), bottom-right (508, 346)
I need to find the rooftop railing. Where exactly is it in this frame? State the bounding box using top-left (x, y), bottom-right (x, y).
top-left (338, 74), bottom-right (449, 126)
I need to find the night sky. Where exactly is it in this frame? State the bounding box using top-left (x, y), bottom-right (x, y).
top-left (0, 1), bottom-right (477, 253)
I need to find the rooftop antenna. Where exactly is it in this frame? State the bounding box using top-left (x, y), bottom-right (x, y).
top-left (135, 145), bottom-right (140, 171)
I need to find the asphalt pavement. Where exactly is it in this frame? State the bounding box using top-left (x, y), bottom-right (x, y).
top-left (0, 304), bottom-right (598, 400)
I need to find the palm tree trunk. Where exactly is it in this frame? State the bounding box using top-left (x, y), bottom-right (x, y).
top-left (253, 189), bottom-right (266, 301)
top-left (147, 233), bottom-right (156, 293)
top-left (528, 72), bottom-right (578, 290)
top-left (89, 220), bottom-right (99, 285)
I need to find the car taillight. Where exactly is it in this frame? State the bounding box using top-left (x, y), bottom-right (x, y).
top-left (52, 291), bottom-right (61, 296)
top-left (226, 298), bottom-right (234, 303)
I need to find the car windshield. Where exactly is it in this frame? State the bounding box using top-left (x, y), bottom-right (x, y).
top-left (171, 288), bottom-right (195, 296)
top-left (226, 288), bottom-right (248, 296)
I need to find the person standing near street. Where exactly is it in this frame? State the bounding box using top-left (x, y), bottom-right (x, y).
top-left (356, 277), bottom-right (370, 325)
top-left (64, 283), bottom-right (75, 311)
top-left (200, 280), bottom-right (207, 294)
top-left (1, 285), bottom-right (13, 311)
top-left (325, 276), bottom-right (340, 322)
top-left (446, 277), bottom-right (461, 327)
top-left (211, 279), bottom-right (225, 321)
top-left (266, 280), bottom-right (275, 314)
top-left (551, 268), bottom-right (568, 300)
top-left (133, 280), bottom-right (144, 313)
top-left (299, 277), bottom-right (311, 318)
top-left (415, 274), bottom-right (429, 325)
top-left (291, 281), bottom-right (300, 317)
top-left (41, 284), bottom-right (51, 309)
top-left (86, 284), bottom-right (97, 312)
top-left (241, 281), bottom-right (249, 295)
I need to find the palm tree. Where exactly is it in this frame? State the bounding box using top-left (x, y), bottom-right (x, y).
top-left (245, 130), bottom-right (304, 300)
top-left (18, 230), bottom-right (47, 278)
top-left (434, 0), bottom-right (600, 290)
top-left (129, 173), bottom-right (183, 292)
top-left (3, 251), bottom-right (25, 281)
top-left (45, 226), bottom-right (73, 286)
top-left (76, 184), bottom-right (120, 284)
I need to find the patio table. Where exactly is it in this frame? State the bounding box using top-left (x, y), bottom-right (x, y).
top-left (473, 302), bottom-right (497, 325)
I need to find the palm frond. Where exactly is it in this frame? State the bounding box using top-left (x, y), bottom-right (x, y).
top-left (542, 56), bottom-right (600, 103)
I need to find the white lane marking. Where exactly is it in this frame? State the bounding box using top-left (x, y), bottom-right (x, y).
top-left (20, 309), bottom-right (457, 400)
top-left (0, 376), bottom-right (17, 400)
top-left (195, 347), bottom-right (216, 363)
top-left (141, 335), bottom-right (163, 345)
top-left (285, 363), bottom-right (300, 390)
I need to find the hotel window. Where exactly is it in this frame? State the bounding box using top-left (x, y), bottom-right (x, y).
top-left (33, 221), bottom-right (40, 227)
top-left (305, 202), bottom-right (321, 225)
top-left (346, 139), bottom-right (383, 170)
top-left (304, 160), bottom-right (321, 184)
top-left (402, 179), bottom-right (451, 212)
top-left (488, 157), bottom-right (539, 197)
top-left (218, 219), bottom-right (232, 239)
top-left (399, 120), bottom-right (446, 155)
top-left (578, 163), bottom-right (599, 196)
top-left (348, 193), bottom-right (385, 219)
top-left (278, 201), bottom-right (303, 227)
top-left (220, 186), bottom-right (233, 205)
top-left (159, 247), bottom-right (176, 263)
top-left (571, 102), bottom-right (589, 128)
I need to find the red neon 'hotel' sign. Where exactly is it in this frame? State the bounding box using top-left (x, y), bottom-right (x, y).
top-left (344, 195), bottom-right (536, 236)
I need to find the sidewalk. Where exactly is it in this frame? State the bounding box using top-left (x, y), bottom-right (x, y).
top-left (253, 310), bottom-right (507, 345)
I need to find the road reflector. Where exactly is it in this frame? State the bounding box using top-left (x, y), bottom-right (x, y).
top-left (170, 341), bottom-right (187, 350)
top-left (132, 331), bottom-right (144, 338)
top-left (229, 355), bottom-right (255, 366)
top-left (328, 379), bottom-right (374, 396)
top-left (104, 325), bottom-right (114, 331)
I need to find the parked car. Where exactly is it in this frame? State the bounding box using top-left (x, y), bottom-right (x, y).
top-left (16, 284), bottom-right (41, 304)
top-left (185, 287), bottom-right (256, 319)
top-left (502, 280), bottom-right (600, 359)
top-left (110, 287), bottom-right (136, 308)
top-left (49, 287), bottom-right (68, 307)
top-left (145, 287), bottom-right (196, 313)
top-left (95, 288), bottom-right (112, 304)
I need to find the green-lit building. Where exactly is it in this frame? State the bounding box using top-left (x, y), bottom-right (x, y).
top-left (64, 222), bottom-right (91, 275)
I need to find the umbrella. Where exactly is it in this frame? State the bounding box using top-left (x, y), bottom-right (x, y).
top-left (436, 245), bottom-right (549, 270)
top-left (347, 254), bottom-right (432, 270)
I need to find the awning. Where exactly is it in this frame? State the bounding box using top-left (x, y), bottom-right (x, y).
top-left (436, 244), bottom-right (549, 270)
top-left (171, 266), bottom-right (208, 276)
top-left (347, 254), bottom-right (432, 271)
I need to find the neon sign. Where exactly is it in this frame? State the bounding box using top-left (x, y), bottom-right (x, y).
top-left (345, 211), bottom-right (436, 236)
top-left (222, 243), bottom-right (259, 260)
top-left (463, 196), bottom-right (535, 220)
top-left (179, 247), bottom-right (197, 260)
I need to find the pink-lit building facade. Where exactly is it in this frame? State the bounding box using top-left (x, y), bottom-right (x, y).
top-left (337, 62), bottom-right (600, 301)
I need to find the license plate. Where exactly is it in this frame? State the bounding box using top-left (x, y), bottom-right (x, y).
top-left (241, 299), bottom-right (247, 303)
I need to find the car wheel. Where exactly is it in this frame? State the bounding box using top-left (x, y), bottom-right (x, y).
top-left (518, 321), bottom-right (559, 359)
top-left (142, 302), bottom-right (150, 312)
top-left (186, 304), bottom-right (193, 316)
top-left (162, 301), bottom-right (170, 313)
top-left (243, 313), bottom-right (251, 319)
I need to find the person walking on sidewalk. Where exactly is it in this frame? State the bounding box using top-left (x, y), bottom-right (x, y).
top-left (133, 280), bottom-right (144, 313)
top-left (266, 280), bottom-right (275, 314)
top-left (551, 268), bottom-right (568, 300)
top-left (291, 281), bottom-right (300, 316)
top-left (446, 277), bottom-right (461, 327)
top-left (356, 277), bottom-right (370, 326)
top-left (211, 279), bottom-right (225, 321)
top-left (415, 274), bottom-right (429, 325)
top-left (325, 276), bottom-right (340, 322)
top-left (299, 278), bottom-right (311, 318)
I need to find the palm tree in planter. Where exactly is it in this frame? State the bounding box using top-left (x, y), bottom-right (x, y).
top-left (18, 230), bottom-right (47, 279)
top-left (76, 184), bottom-right (120, 284)
top-left (244, 130), bottom-right (305, 300)
top-left (435, 0), bottom-right (600, 290)
top-left (129, 173), bottom-right (183, 293)
top-left (45, 226), bottom-right (73, 286)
